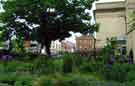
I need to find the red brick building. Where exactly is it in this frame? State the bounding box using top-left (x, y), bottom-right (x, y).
top-left (76, 35), bottom-right (94, 52)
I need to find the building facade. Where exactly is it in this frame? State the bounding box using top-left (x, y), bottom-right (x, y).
top-left (51, 40), bottom-right (75, 53)
top-left (50, 40), bottom-right (62, 54)
top-left (76, 35), bottom-right (94, 52)
top-left (95, 0), bottom-right (135, 62)
top-left (95, 1), bottom-right (127, 49)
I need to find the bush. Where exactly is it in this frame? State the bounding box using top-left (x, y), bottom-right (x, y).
top-left (33, 73), bottom-right (106, 86)
top-left (0, 72), bottom-right (16, 85)
top-left (32, 56), bottom-right (51, 74)
top-left (52, 59), bottom-right (63, 73)
top-left (66, 74), bottom-right (105, 86)
top-left (14, 74), bottom-right (33, 86)
top-left (2, 61), bottom-right (34, 73)
top-left (11, 52), bottom-right (39, 62)
top-left (0, 83), bottom-right (12, 86)
top-left (0, 72), bottom-right (34, 86)
top-left (102, 63), bottom-right (135, 82)
top-left (103, 64), bottom-right (127, 82)
top-left (63, 53), bottom-right (74, 73)
top-left (79, 62), bottom-right (104, 73)
top-left (126, 64), bottom-right (135, 82)
top-left (127, 71), bottom-right (135, 82)
top-left (126, 81), bottom-right (135, 86)
top-left (62, 53), bottom-right (89, 73)
top-left (33, 76), bottom-right (55, 86)
top-left (33, 55), bottom-right (63, 74)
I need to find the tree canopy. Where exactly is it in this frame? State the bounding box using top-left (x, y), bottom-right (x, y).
top-left (0, 0), bottom-right (98, 56)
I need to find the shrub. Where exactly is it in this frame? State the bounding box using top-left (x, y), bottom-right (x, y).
top-left (0, 63), bottom-right (5, 72)
top-left (33, 73), bottom-right (106, 86)
top-left (79, 62), bottom-right (104, 73)
top-left (32, 55), bottom-right (49, 74)
top-left (0, 72), bottom-right (16, 85)
top-left (103, 64), bottom-right (127, 82)
top-left (63, 53), bottom-right (73, 73)
top-left (0, 71), bottom-right (34, 86)
top-left (126, 80), bottom-right (135, 86)
top-left (66, 74), bottom-right (105, 86)
top-left (102, 63), bottom-right (135, 82)
top-left (126, 64), bottom-right (135, 82)
top-left (0, 83), bottom-right (12, 86)
top-left (127, 71), bottom-right (135, 82)
top-left (52, 59), bottom-right (63, 73)
top-left (62, 53), bottom-right (89, 73)
top-left (33, 76), bottom-right (55, 86)
top-left (2, 61), bottom-right (34, 73)
top-left (14, 74), bottom-right (33, 86)
top-left (33, 55), bottom-right (63, 74)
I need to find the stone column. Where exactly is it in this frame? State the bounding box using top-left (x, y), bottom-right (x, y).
top-left (126, 0), bottom-right (135, 63)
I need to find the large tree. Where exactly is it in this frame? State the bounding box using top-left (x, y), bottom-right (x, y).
top-left (0, 0), bottom-right (98, 56)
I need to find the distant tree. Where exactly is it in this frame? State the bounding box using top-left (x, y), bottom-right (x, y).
top-left (0, 0), bottom-right (98, 56)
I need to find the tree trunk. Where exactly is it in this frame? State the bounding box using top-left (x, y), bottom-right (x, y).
top-left (45, 40), bottom-right (51, 57)
top-left (45, 45), bottom-right (51, 57)
top-left (93, 38), bottom-right (96, 58)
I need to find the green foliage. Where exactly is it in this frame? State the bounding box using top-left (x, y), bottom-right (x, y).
top-left (0, 61), bottom-right (33, 73)
top-left (62, 53), bottom-right (89, 73)
top-left (14, 75), bottom-right (33, 86)
top-left (33, 73), bottom-right (106, 86)
top-left (0, 83), bottom-right (12, 86)
top-left (32, 55), bottom-right (63, 74)
top-left (80, 62), bottom-right (104, 73)
top-left (0, 0), bottom-right (97, 55)
top-left (0, 72), bottom-right (34, 86)
top-left (0, 53), bottom-right (135, 85)
top-left (103, 64), bottom-right (128, 82)
top-left (32, 55), bottom-right (50, 74)
top-left (63, 53), bottom-right (74, 73)
top-left (11, 39), bottom-right (25, 54)
top-left (100, 37), bottom-right (118, 64)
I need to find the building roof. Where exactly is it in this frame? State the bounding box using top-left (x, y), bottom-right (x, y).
top-left (76, 35), bottom-right (94, 40)
top-left (96, 0), bottom-right (125, 3)
top-left (96, 1), bottom-right (126, 10)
